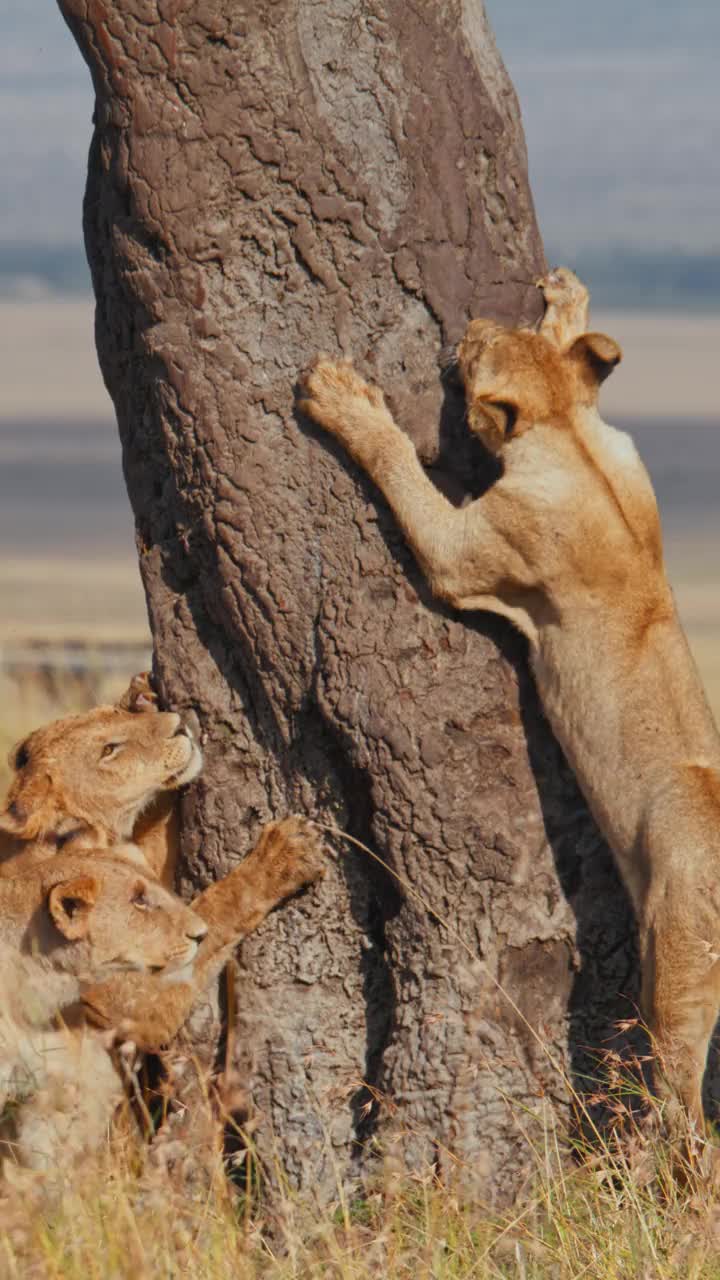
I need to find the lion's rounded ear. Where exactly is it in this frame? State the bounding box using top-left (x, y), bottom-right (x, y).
top-left (8, 738), bottom-right (30, 772)
top-left (0, 800), bottom-right (28, 836)
top-left (467, 398), bottom-right (518, 453)
top-left (568, 332), bottom-right (622, 394)
top-left (48, 875), bottom-right (100, 940)
top-left (0, 772), bottom-right (58, 841)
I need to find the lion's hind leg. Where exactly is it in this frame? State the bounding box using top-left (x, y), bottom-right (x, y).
top-left (642, 919), bottom-right (720, 1157)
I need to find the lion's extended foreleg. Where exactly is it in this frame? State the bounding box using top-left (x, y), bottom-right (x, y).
top-left (81, 817), bottom-right (326, 1050)
top-left (298, 359), bottom-right (523, 613)
top-left (193, 816), bottom-right (325, 947)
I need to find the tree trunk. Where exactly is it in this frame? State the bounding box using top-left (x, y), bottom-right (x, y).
top-left (58, 0), bottom-right (638, 1204)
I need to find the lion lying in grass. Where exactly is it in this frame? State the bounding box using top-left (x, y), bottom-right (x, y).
top-left (298, 269), bottom-right (720, 1152)
top-left (0, 849), bottom-right (207, 1169)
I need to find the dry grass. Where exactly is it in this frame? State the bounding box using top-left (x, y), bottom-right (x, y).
top-left (3, 1096), bottom-right (720, 1279)
top-left (0, 808), bottom-right (719, 1276)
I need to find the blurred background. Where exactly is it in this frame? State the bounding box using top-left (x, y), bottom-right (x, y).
top-left (0, 0), bottom-right (718, 779)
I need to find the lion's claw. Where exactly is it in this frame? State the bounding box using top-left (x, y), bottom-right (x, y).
top-left (118, 671), bottom-right (160, 714)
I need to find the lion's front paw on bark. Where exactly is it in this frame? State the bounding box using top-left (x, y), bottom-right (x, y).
top-left (254, 816), bottom-right (327, 902)
top-left (297, 357), bottom-right (386, 434)
top-left (536, 265), bottom-right (588, 308)
top-left (537, 266), bottom-right (589, 348)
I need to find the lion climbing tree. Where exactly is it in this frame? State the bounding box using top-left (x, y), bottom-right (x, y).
top-left (58, 0), bottom-right (639, 1201)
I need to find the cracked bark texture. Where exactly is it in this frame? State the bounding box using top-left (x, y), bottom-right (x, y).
top-left (58, 0), bottom-right (641, 1204)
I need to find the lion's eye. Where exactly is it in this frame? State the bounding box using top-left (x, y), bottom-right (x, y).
top-left (101, 742), bottom-right (122, 760)
top-left (13, 743), bottom-right (29, 770)
top-left (131, 885), bottom-right (150, 910)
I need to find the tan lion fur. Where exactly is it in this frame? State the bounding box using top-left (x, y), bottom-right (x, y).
top-left (0, 678), bottom-right (327, 1049)
top-left (80, 814), bottom-right (327, 1049)
top-left (0, 680), bottom-right (327, 1173)
top-left (0, 850), bottom-right (208, 1169)
top-left (298, 269), bottom-right (720, 1143)
top-left (0, 821), bottom-right (325, 1169)
top-left (0, 681), bottom-right (202, 886)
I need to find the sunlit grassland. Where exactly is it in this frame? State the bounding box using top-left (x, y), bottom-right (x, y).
top-left (0, 557), bottom-right (148, 648)
top-left (3, 1075), bottom-right (720, 1278)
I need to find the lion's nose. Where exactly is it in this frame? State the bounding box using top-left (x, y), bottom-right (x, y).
top-left (159, 711), bottom-right (183, 738)
top-left (172, 713), bottom-right (199, 743)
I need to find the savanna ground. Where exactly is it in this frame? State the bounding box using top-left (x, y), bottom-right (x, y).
top-left (1, 302), bottom-right (719, 1274)
top-left (4, 968), bottom-right (720, 1278)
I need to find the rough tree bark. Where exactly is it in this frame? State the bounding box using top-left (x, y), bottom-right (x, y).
top-left (58, 0), bottom-right (639, 1204)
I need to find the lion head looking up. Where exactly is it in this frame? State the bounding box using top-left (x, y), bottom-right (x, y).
top-left (0, 706), bottom-right (202, 861)
top-left (455, 319), bottom-right (622, 454)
